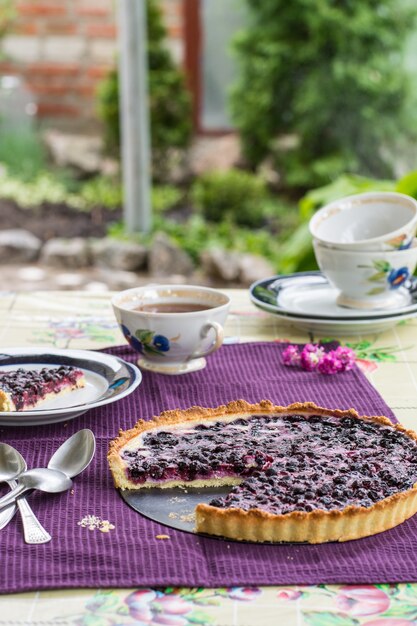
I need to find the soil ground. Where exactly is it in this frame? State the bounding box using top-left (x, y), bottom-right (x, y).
top-left (0, 198), bottom-right (122, 241)
top-left (0, 199), bottom-right (217, 291)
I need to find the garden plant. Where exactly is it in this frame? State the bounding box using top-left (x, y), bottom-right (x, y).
top-left (231, 0), bottom-right (417, 188)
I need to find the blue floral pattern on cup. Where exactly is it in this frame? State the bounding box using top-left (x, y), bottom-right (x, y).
top-left (121, 325), bottom-right (171, 356)
top-left (388, 267), bottom-right (410, 288)
top-left (358, 260), bottom-right (410, 295)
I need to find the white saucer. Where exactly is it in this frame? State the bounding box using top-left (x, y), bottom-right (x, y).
top-left (250, 273), bottom-right (417, 336)
top-left (277, 277), bottom-right (413, 319)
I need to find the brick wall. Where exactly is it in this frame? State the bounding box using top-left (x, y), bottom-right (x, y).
top-left (0, 0), bottom-right (185, 132)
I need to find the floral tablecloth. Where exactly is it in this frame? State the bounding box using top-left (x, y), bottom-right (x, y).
top-left (1, 289), bottom-right (417, 625)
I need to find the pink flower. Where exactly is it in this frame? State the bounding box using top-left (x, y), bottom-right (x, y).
top-left (333, 346), bottom-right (355, 371)
top-left (153, 596), bottom-right (192, 615)
top-left (282, 345), bottom-right (301, 366)
top-left (335, 586), bottom-right (390, 617)
top-left (317, 352), bottom-right (343, 375)
top-left (277, 589), bottom-right (302, 600)
top-left (282, 343), bottom-right (357, 375)
top-left (300, 344), bottom-right (324, 371)
top-left (226, 587), bottom-right (262, 601)
top-left (126, 590), bottom-right (158, 606)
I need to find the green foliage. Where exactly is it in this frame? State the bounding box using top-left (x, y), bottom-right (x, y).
top-left (0, 167), bottom-right (183, 216)
top-left (152, 184), bottom-right (183, 213)
top-left (96, 69), bottom-right (119, 153)
top-left (299, 174), bottom-right (396, 220)
top-left (303, 613), bottom-right (358, 626)
top-left (191, 169), bottom-right (270, 227)
top-left (97, 0), bottom-right (192, 178)
top-left (231, 0), bottom-right (417, 188)
top-left (79, 176), bottom-right (123, 209)
top-left (0, 0), bottom-right (15, 41)
top-left (0, 129), bottom-right (48, 181)
top-left (0, 168), bottom-right (84, 209)
top-left (108, 213), bottom-right (283, 270)
top-left (396, 170), bottom-right (417, 198)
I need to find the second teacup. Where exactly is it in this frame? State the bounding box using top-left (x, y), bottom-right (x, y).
top-left (313, 239), bottom-right (417, 310)
top-left (309, 191), bottom-right (417, 251)
top-left (112, 285), bottom-right (230, 374)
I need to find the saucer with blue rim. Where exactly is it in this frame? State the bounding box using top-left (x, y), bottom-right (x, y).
top-left (249, 272), bottom-right (417, 336)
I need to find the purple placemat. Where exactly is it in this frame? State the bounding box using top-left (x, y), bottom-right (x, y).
top-left (1, 341), bottom-right (415, 593)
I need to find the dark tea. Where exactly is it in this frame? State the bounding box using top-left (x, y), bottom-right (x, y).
top-left (134, 302), bottom-right (214, 313)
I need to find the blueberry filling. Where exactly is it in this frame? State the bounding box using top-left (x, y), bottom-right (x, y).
top-left (0, 366), bottom-right (83, 410)
top-left (122, 413), bottom-right (417, 514)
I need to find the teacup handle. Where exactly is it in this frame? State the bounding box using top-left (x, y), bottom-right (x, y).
top-left (191, 322), bottom-right (224, 359)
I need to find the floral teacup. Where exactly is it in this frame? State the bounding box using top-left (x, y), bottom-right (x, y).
top-left (309, 192), bottom-right (417, 251)
top-left (112, 285), bottom-right (230, 374)
top-left (313, 239), bottom-right (417, 309)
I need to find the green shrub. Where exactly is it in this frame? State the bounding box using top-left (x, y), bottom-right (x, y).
top-left (151, 185), bottom-right (183, 213)
top-left (0, 168), bottom-right (83, 208)
top-left (108, 213), bottom-right (284, 269)
top-left (0, 129), bottom-right (48, 181)
top-left (0, 168), bottom-right (185, 217)
top-left (79, 177), bottom-right (182, 213)
top-left (97, 0), bottom-right (192, 179)
top-left (231, 0), bottom-right (417, 189)
top-left (79, 176), bottom-right (123, 209)
top-left (191, 169), bottom-right (269, 227)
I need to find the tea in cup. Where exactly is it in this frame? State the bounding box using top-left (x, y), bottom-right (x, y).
top-left (112, 285), bottom-right (230, 374)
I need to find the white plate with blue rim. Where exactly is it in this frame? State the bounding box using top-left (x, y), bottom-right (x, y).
top-left (0, 347), bottom-right (141, 426)
top-left (250, 272), bottom-right (417, 336)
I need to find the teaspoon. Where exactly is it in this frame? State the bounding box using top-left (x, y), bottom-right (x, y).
top-left (0, 444), bottom-right (26, 530)
top-left (0, 430), bottom-right (96, 542)
top-left (0, 468), bottom-right (72, 512)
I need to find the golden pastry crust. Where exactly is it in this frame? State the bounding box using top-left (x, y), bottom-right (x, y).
top-left (108, 400), bottom-right (417, 543)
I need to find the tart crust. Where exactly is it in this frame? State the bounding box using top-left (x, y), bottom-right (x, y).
top-left (108, 400), bottom-right (417, 543)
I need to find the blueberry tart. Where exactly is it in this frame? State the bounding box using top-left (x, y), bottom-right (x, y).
top-left (0, 366), bottom-right (86, 411)
top-left (108, 400), bottom-right (417, 543)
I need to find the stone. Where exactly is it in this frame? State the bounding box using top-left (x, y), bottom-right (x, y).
top-left (148, 232), bottom-right (194, 277)
top-left (188, 135), bottom-right (242, 176)
top-left (238, 254), bottom-right (276, 287)
top-left (43, 130), bottom-right (104, 175)
top-left (257, 157), bottom-right (281, 186)
top-left (200, 248), bottom-right (240, 282)
top-left (55, 272), bottom-right (86, 288)
top-left (41, 237), bottom-right (91, 268)
top-left (91, 238), bottom-right (147, 271)
top-left (0, 229), bottom-right (42, 263)
top-left (102, 270), bottom-right (142, 290)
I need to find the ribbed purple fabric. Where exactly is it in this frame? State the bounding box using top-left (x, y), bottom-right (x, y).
top-left (2, 342), bottom-right (415, 593)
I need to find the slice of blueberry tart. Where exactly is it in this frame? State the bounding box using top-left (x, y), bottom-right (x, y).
top-left (108, 400), bottom-right (417, 543)
top-left (0, 366), bottom-right (86, 411)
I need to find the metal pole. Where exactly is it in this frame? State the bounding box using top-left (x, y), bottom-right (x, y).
top-left (118, 0), bottom-right (152, 233)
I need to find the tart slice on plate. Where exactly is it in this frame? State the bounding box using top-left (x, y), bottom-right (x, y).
top-left (0, 366), bottom-right (86, 411)
top-left (108, 399), bottom-right (417, 543)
